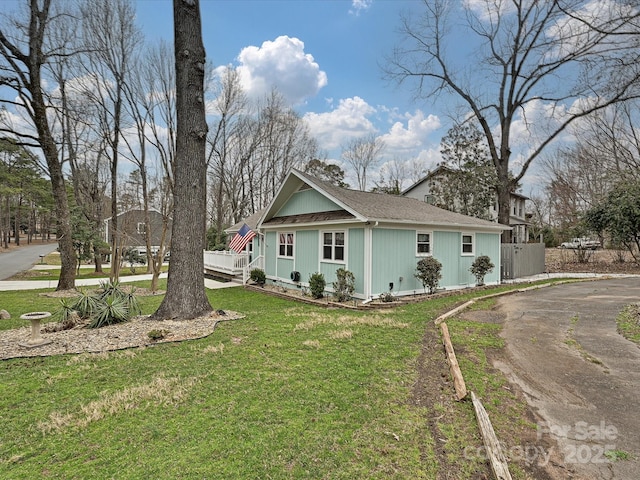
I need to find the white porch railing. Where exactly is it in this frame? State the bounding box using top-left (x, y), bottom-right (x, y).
top-left (243, 255), bottom-right (264, 284)
top-left (203, 250), bottom-right (249, 276)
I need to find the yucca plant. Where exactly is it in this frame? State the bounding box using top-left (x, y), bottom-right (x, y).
top-left (121, 287), bottom-right (141, 317)
top-left (71, 289), bottom-right (100, 318)
top-left (89, 295), bottom-right (130, 329)
top-left (56, 297), bottom-right (77, 324)
top-left (84, 280), bottom-right (139, 329)
top-left (97, 279), bottom-right (122, 300)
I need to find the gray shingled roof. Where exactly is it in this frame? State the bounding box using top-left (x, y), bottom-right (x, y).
top-left (292, 169), bottom-right (506, 231)
top-left (225, 208), bottom-right (265, 233)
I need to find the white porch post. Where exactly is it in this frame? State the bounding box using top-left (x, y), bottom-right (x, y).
top-left (363, 223), bottom-right (372, 300)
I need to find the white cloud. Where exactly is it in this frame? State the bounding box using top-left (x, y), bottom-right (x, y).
top-left (379, 110), bottom-right (441, 151)
top-left (304, 96), bottom-right (377, 150)
top-left (350, 0), bottom-right (373, 16)
top-left (235, 36), bottom-right (327, 106)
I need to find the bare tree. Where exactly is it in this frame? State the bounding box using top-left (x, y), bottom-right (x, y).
top-left (573, 102), bottom-right (640, 181)
top-left (78, 0), bottom-right (141, 280)
top-left (206, 85), bottom-right (318, 229)
top-left (46, 20), bottom-right (110, 274)
top-left (140, 41), bottom-right (177, 192)
top-left (388, 0), bottom-right (640, 241)
top-left (207, 67), bottom-right (247, 246)
top-left (121, 54), bottom-right (167, 287)
top-left (373, 159), bottom-right (407, 194)
top-left (152, 0), bottom-right (212, 320)
top-left (543, 100), bottom-right (640, 235)
top-left (248, 90), bottom-right (317, 209)
top-left (0, 0), bottom-right (77, 290)
top-left (341, 134), bottom-right (385, 191)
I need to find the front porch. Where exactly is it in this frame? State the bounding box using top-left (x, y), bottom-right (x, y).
top-left (203, 250), bottom-right (264, 284)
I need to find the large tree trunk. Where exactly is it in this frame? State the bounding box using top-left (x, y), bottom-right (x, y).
top-left (27, 21), bottom-right (76, 290)
top-left (151, 0), bottom-right (211, 320)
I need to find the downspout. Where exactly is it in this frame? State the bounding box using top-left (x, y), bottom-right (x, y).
top-left (363, 221), bottom-right (373, 300)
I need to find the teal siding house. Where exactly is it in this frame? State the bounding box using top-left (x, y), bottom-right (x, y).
top-left (250, 169), bottom-right (507, 300)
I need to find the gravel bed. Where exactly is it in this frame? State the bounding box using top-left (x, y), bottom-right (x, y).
top-left (1, 310), bottom-right (243, 360)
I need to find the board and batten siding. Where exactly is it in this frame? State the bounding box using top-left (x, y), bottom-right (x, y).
top-left (294, 230), bottom-right (319, 282)
top-left (433, 231), bottom-right (460, 288)
top-left (476, 233), bottom-right (501, 284)
top-left (264, 231), bottom-right (277, 278)
top-left (275, 189), bottom-right (341, 216)
top-left (347, 228), bottom-right (365, 296)
top-left (276, 256), bottom-right (295, 281)
top-left (370, 228), bottom-right (419, 296)
top-left (434, 231), bottom-right (501, 287)
top-left (264, 224), bottom-right (500, 294)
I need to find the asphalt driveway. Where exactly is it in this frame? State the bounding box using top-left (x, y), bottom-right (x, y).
top-left (491, 277), bottom-right (640, 479)
top-left (0, 242), bottom-right (58, 280)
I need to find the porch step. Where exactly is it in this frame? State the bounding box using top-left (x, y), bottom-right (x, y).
top-left (204, 270), bottom-right (241, 284)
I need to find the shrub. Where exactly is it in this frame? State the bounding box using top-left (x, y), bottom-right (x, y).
top-left (308, 272), bottom-right (326, 299)
top-left (379, 292), bottom-right (395, 303)
top-left (250, 268), bottom-right (266, 285)
top-left (54, 280), bottom-right (140, 329)
top-left (415, 257), bottom-right (442, 294)
top-left (148, 329), bottom-right (170, 341)
top-left (469, 255), bottom-right (495, 285)
top-left (333, 268), bottom-right (355, 302)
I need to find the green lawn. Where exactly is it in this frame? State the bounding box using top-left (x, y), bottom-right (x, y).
top-left (0, 281), bottom-right (559, 479)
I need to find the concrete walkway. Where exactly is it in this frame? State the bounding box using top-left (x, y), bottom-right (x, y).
top-left (0, 269), bottom-right (240, 292)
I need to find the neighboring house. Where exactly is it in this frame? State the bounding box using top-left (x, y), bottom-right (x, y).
top-left (237, 169), bottom-right (507, 300)
top-left (103, 209), bottom-right (172, 252)
top-left (402, 166), bottom-right (529, 243)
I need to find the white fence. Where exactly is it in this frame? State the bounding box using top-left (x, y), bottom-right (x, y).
top-left (243, 255), bottom-right (264, 284)
top-left (203, 250), bottom-right (249, 276)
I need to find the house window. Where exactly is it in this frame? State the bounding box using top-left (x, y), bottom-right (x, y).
top-left (416, 232), bottom-right (431, 255)
top-left (278, 232), bottom-right (294, 257)
top-left (323, 231), bottom-right (345, 262)
top-left (462, 234), bottom-right (474, 255)
top-left (137, 222), bottom-right (146, 235)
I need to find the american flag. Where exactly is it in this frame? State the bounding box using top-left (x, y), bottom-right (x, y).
top-left (229, 223), bottom-right (256, 253)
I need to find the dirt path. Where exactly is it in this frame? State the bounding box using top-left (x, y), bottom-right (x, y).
top-left (489, 278), bottom-right (640, 479)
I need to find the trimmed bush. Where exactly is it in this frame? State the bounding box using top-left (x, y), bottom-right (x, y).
top-left (308, 272), bottom-right (326, 299)
top-left (250, 268), bottom-right (266, 285)
top-left (333, 268), bottom-right (355, 302)
top-left (470, 255), bottom-right (494, 286)
top-left (415, 257), bottom-right (442, 294)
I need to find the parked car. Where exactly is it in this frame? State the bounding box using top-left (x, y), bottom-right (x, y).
top-left (123, 247), bottom-right (147, 264)
top-left (559, 237), bottom-right (601, 250)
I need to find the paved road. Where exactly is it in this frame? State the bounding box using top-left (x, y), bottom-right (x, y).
top-left (0, 242), bottom-right (58, 280)
top-left (491, 278), bottom-right (640, 479)
top-left (0, 243), bottom-right (238, 291)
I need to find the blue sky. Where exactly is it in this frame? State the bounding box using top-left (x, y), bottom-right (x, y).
top-left (2, 0), bottom-right (556, 193)
top-left (136, 0), bottom-right (445, 188)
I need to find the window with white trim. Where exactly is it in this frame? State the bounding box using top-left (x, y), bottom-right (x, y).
top-left (137, 222), bottom-right (146, 235)
top-left (322, 231), bottom-right (345, 262)
top-left (278, 232), bottom-right (294, 257)
top-left (461, 234), bottom-right (474, 255)
top-left (416, 232), bottom-right (431, 255)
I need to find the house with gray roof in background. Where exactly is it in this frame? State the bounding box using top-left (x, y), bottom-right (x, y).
top-left (401, 165), bottom-right (530, 243)
top-left (220, 169), bottom-right (508, 299)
